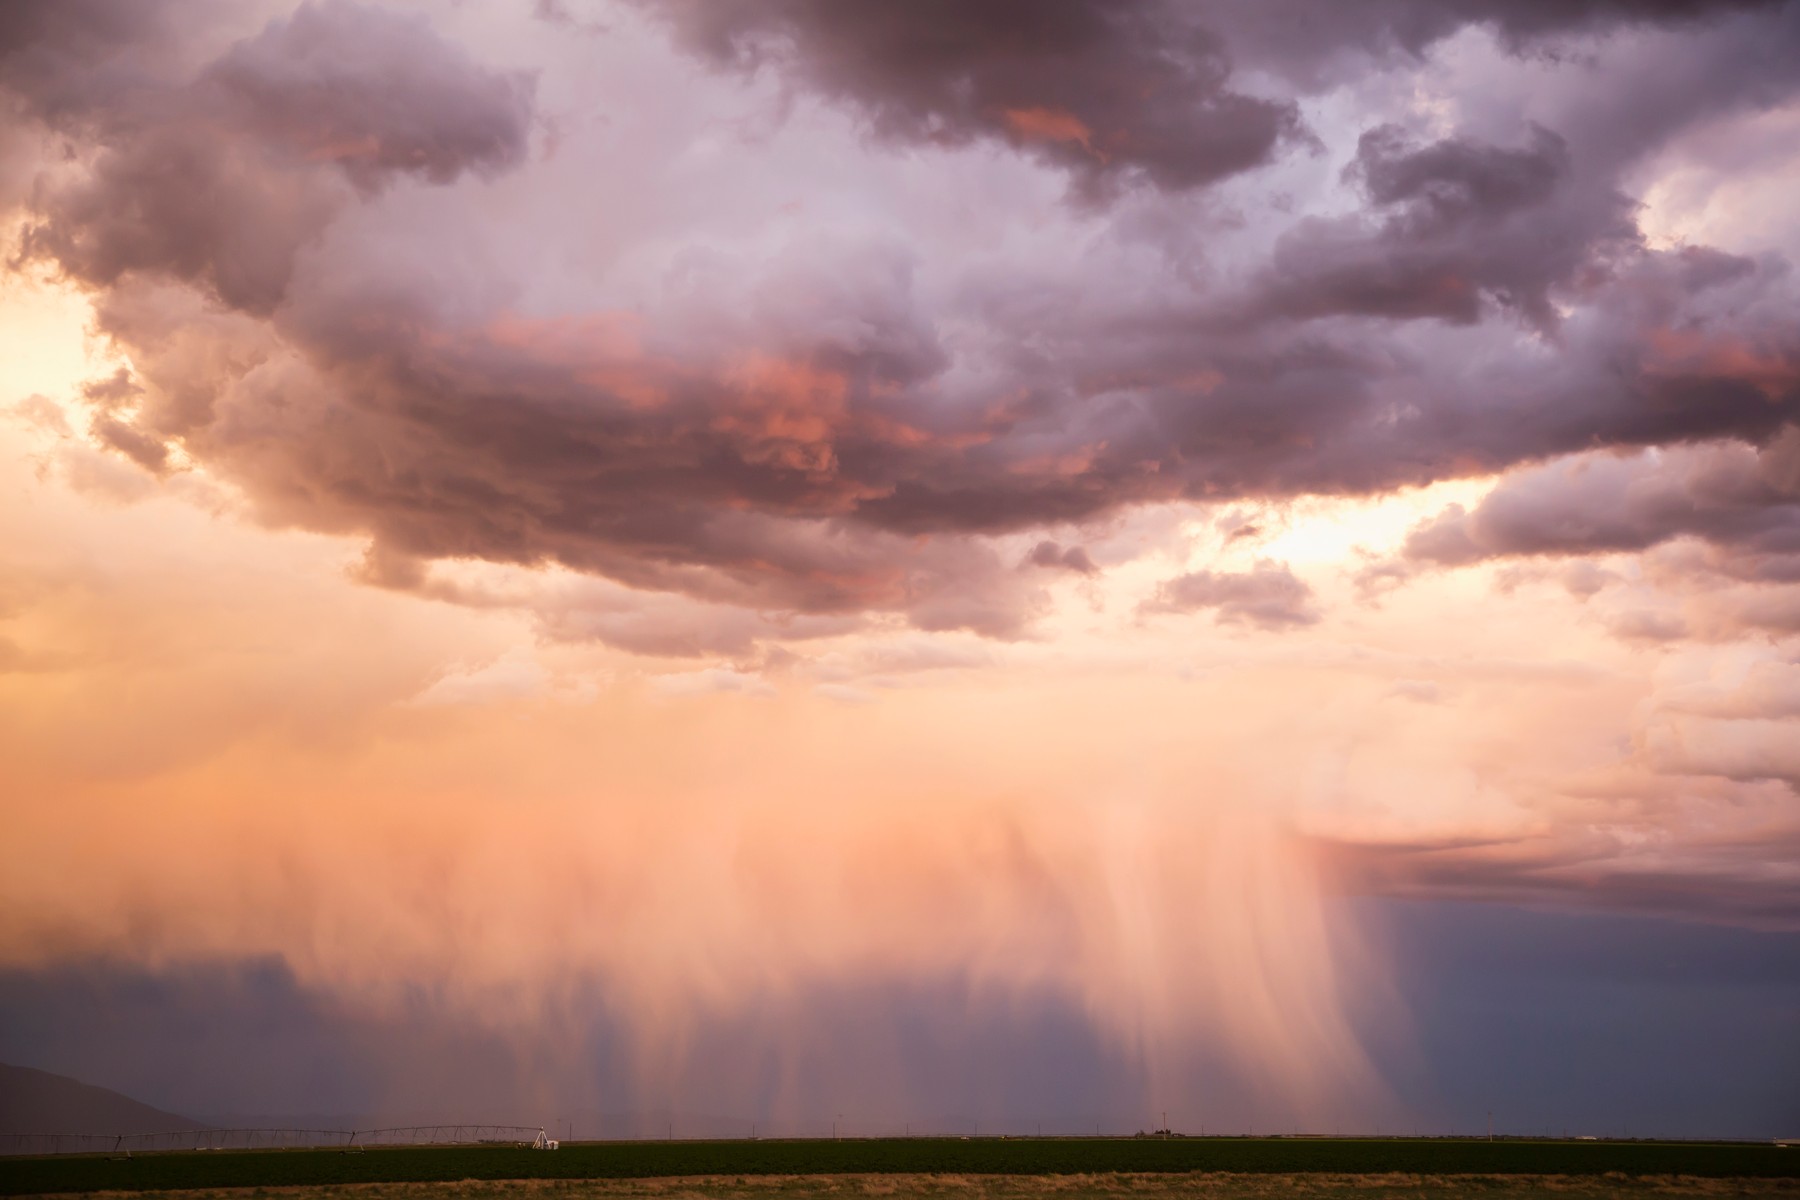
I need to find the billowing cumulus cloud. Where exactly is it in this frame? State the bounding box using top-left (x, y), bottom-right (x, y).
top-left (1250, 123), bottom-right (1636, 328)
top-left (638, 0), bottom-right (1303, 200)
top-left (9, 1), bottom-right (533, 312)
top-left (1, 0), bottom-right (1796, 653)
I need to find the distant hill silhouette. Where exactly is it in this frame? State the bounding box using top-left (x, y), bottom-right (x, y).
top-left (0, 1064), bottom-right (203, 1135)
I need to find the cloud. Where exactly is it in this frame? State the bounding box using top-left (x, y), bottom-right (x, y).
top-left (1249, 124), bottom-right (1637, 329)
top-left (202, 2), bottom-right (534, 192)
top-left (1606, 608), bottom-right (1692, 642)
top-left (1560, 561), bottom-right (1618, 598)
top-left (1404, 436), bottom-right (1800, 579)
top-left (10, 0), bottom-right (534, 314)
top-left (2, 0), bottom-right (1798, 659)
top-left (638, 0), bottom-right (1790, 194)
top-left (853, 636), bottom-right (996, 675)
top-left (1142, 559), bottom-right (1320, 630)
top-left (1655, 649), bottom-right (1800, 719)
top-left (532, 577), bottom-right (866, 658)
top-left (638, 0), bottom-right (1303, 200)
top-left (813, 681), bottom-right (876, 705)
top-left (1203, 0), bottom-right (1789, 88)
top-left (411, 649), bottom-right (556, 706)
top-left (1387, 679), bottom-right (1445, 704)
top-left (1024, 540), bottom-right (1097, 575)
top-left (1322, 825), bottom-right (1800, 928)
top-left (1384, 434), bottom-right (1800, 648)
top-left (1647, 713), bottom-right (1800, 787)
top-left (649, 665), bottom-right (777, 697)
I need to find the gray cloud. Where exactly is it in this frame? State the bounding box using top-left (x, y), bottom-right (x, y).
top-left (1024, 540), bottom-right (1097, 575)
top-left (1249, 124), bottom-right (1638, 329)
top-left (10, 0), bottom-right (533, 312)
top-left (1325, 828), bottom-right (1800, 928)
top-left (1205, 0), bottom-right (1789, 89)
top-left (1142, 560), bottom-right (1320, 630)
top-left (535, 587), bottom-right (864, 659)
top-left (639, 0), bottom-right (1303, 201)
top-left (201, 2), bottom-right (534, 192)
top-left (1404, 435), bottom-right (1800, 576)
top-left (638, 0), bottom-right (1788, 194)
top-left (4, 0), bottom-right (1800, 652)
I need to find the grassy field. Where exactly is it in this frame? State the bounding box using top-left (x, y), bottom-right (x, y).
top-left (2, 1139), bottom-right (1796, 1196)
top-left (2, 1170), bottom-right (1798, 1200)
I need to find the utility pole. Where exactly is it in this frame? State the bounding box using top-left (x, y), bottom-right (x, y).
top-left (1487, 1112), bottom-right (1493, 1142)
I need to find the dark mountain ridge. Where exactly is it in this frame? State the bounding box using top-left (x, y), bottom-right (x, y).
top-left (0, 1063), bottom-right (203, 1135)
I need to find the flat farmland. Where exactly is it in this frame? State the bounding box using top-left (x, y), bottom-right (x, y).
top-left (2, 1140), bottom-right (1796, 1196)
top-left (2, 1170), bottom-right (1798, 1200)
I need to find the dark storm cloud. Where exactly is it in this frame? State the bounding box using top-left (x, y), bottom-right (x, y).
top-left (640, 0), bottom-right (1303, 199)
top-left (1204, 0), bottom-right (1788, 88)
top-left (201, 3), bottom-right (534, 191)
top-left (1141, 560), bottom-right (1320, 630)
top-left (854, 240), bottom-right (1800, 537)
top-left (1404, 433), bottom-right (1800, 576)
top-left (640, 0), bottom-right (1790, 142)
top-left (0, 0), bottom-right (188, 117)
top-left (1425, 0), bottom-right (1783, 39)
top-left (1251, 125), bottom-right (1638, 328)
top-left (6, 0), bottom-right (1800, 646)
top-left (9, 0), bottom-right (534, 312)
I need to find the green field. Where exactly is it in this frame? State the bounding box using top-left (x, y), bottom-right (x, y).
top-left (3, 1173), bottom-right (1795, 1200)
top-left (2, 1138), bottom-right (1795, 1195)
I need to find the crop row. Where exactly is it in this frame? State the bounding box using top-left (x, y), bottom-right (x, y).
top-left (3, 1136), bottom-right (1795, 1195)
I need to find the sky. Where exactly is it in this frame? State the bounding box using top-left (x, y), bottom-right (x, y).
top-left (0, 0), bottom-right (1797, 1139)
